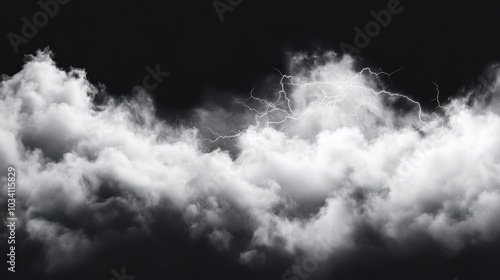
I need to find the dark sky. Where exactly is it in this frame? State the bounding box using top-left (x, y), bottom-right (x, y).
top-left (1, 1), bottom-right (500, 280)
top-left (1, 0), bottom-right (500, 113)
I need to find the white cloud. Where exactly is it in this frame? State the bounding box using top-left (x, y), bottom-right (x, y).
top-left (1, 49), bottom-right (500, 270)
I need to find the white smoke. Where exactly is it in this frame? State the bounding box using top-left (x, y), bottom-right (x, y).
top-left (1, 49), bottom-right (499, 271)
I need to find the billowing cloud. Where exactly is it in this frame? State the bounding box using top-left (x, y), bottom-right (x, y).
top-left (1, 49), bottom-right (499, 276)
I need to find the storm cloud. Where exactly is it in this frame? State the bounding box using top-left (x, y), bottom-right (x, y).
top-left (1, 49), bottom-right (500, 279)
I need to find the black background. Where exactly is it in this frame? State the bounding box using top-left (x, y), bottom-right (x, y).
top-left (1, 0), bottom-right (500, 116)
top-left (1, 1), bottom-right (500, 279)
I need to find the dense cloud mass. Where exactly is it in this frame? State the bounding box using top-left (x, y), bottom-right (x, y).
top-left (1, 50), bottom-right (500, 278)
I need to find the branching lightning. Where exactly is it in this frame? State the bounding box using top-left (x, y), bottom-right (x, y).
top-left (205, 67), bottom-right (442, 143)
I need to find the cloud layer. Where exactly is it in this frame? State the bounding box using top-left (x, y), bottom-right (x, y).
top-left (1, 50), bottom-right (500, 275)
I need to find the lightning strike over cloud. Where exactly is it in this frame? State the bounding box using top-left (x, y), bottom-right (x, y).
top-left (1, 50), bottom-right (500, 278)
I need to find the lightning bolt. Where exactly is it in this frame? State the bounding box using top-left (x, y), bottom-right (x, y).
top-left (431, 81), bottom-right (443, 109)
top-left (205, 67), bottom-right (439, 143)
